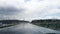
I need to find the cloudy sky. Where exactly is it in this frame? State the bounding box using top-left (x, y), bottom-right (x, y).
top-left (0, 0), bottom-right (60, 21)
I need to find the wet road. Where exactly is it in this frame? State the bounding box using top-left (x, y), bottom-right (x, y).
top-left (0, 23), bottom-right (60, 34)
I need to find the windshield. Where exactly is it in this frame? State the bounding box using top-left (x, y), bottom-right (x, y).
top-left (0, 0), bottom-right (60, 34)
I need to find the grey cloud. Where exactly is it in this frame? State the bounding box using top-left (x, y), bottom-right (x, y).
top-left (0, 6), bottom-right (25, 20)
top-left (0, 6), bottom-right (24, 15)
top-left (24, 0), bottom-right (30, 2)
top-left (57, 6), bottom-right (60, 9)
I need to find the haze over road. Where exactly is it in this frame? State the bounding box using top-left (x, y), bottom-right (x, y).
top-left (0, 23), bottom-right (60, 34)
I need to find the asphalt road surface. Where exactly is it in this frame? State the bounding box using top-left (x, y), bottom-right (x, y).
top-left (0, 23), bottom-right (60, 34)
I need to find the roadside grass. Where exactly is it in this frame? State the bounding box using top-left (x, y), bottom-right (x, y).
top-left (0, 24), bottom-right (18, 29)
top-left (32, 23), bottom-right (60, 30)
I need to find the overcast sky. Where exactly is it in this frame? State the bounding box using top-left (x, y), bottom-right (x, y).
top-left (0, 0), bottom-right (60, 21)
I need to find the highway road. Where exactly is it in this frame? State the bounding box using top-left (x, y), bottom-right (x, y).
top-left (0, 23), bottom-right (60, 34)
